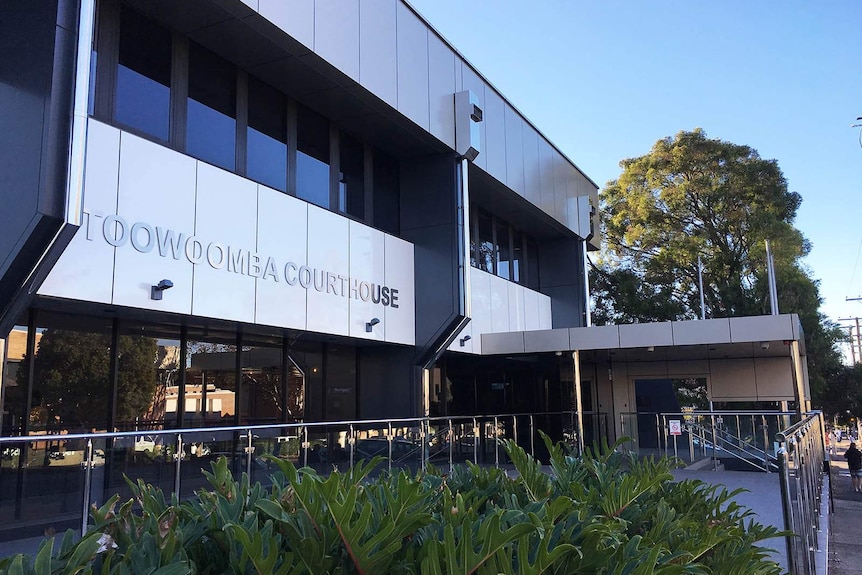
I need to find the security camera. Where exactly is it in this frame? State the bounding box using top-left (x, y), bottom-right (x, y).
top-left (151, 279), bottom-right (174, 300)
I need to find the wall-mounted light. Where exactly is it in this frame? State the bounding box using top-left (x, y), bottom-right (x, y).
top-left (366, 317), bottom-right (381, 332)
top-left (646, 346), bottom-right (655, 352)
top-left (151, 279), bottom-right (173, 300)
top-left (459, 335), bottom-right (472, 347)
top-left (760, 341), bottom-right (770, 350)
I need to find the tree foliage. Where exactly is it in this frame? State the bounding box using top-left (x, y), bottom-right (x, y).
top-left (19, 329), bottom-right (160, 429)
top-left (591, 129), bottom-right (844, 401)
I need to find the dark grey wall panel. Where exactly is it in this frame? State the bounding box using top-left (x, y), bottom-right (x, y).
top-left (259, 0), bottom-right (314, 51)
top-left (399, 154), bottom-right (463, 356)
top-left (538, 138), bottom-right (555, 215)
top-left (538, 237), bottom-right (585, 328)
top-left (359, 0), bottom-right (397, 108)
top-left (314, 0), bottom-right (359, 81)
top-left (428, 33), bottom-right (456, 149)
top-left (553, 152), bottom-right (569, 227)
top-left (359, 347), bottom-right (417, 418)
top-left (460, 66), bottom-right (486, 170)
top-left (504, 104), bottom-right (524, 197)
top-left (396, 3), bottom-right (429, 131)
top-left (0, 0), bottom-right (78, 333)
top-left (522, 124), bottom-right (540, 207)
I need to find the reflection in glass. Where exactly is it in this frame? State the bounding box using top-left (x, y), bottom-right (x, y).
top-left (116, 7), bottom-right (171, 141)
top-left (185, 339), bottom-right (238, 427)
top-left (476, 210), bottom-right (494, 274)
top-left (187, 42), bottom-right (236, 171)
top-left (338, 132), bottom-right (364, 218)
top-left (495, 219), bottom-right (510, 280)
top-left (512, 230), bottom-right (523, 284)
top-left (296, 105), bottom-right (330, 209)
top-left (247, 77), bottom-right (287, 191)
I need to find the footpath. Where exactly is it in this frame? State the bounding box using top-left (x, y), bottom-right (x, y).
top-left (828, 443), bottom-right (862, 575)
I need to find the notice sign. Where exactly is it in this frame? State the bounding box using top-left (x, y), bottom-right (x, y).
top-left (669, 420), bottom-right (682, 436)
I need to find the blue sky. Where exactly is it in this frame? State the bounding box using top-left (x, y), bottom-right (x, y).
top-left (409, 1), bottom-right (862, 329)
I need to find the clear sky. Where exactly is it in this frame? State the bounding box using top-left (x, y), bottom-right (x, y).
top-left (409, 1), bottom-right (862, 330)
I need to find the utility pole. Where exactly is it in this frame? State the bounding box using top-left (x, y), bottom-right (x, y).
top-left (839, 315), bottom-right (862, 364)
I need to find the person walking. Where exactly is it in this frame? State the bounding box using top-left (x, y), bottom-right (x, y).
top-left (844, 441), bottom-right (862, 492)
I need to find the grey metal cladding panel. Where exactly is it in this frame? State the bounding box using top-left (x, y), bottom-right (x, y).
top-left (258, 0), bottom-right (315, 50)
top-left (482, 331), bottom-right (525, 354)
top-left (553, 152), bottom-right (569, 227)
top-left (524, 329), bottom-right (569, 353)
top-left (565, 167), bottom-right (580, 235)
top-left (359, 0), bottom-right (397, 108)
top-left (537, 138), bottom-right (555, 215)
top-left (522, 125), bottom-right (540, 208)
top-left (454, 59), bottom-right (463, 92)
top-left (396, 3), bottom-right (429, 131)
top-left (314, 0), bottom-right (359, 82)
top-left (460, 66), bottom-right (486, 170)
top-left (483, 88), bottom-right (506, 185)
top-left (570, 325), bottom-right (620, 350)
top-left (728, 314), bottom-right (795, 343)
top-left (504, 104), bottom-right (525, 197)
top-left (427, 33), bottom-right (456, 149)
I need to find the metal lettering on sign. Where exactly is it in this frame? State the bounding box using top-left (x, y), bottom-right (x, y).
top-left (84, 211), bottom-right (401, 308)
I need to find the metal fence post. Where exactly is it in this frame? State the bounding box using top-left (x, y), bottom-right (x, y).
top-left (472, 417), bottom-right (478, 464)
top-left (174, 434), bottom-right (183, 498)
top-left (494, 416), bottom-right (499, 467)
top-left (81, 438), bottom-right (93, 536)
top-left (448, 419), bottom-right (453, 471)
top-left (388, 422), bottom-right (393, 474)
top-left (529, 414), bottom-right (535, 457)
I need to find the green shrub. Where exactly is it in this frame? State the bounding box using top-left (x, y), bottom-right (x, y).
top-left (0, 436), bottom-right (786, 574)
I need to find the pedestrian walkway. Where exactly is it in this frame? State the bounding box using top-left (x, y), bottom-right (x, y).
top-left (829, 443), bottom-right (862, 575)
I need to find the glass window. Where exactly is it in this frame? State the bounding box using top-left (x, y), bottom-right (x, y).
top-left (247, 76), bottom-right (287, 191)
top-left (338, 132), bottom-right (364, 219)
top-left (512, 230), bottom-right (523, 284)
top-left (116, 7), bottom-right (171, 141)
top-left (476, 210), bottom-right (494, 274)
top-left (187, 42), bottom-right (236, 171)
top-left (296, 105), bottom-right (331, 209)
top-left (186, 333), bottom-right (238, 428)
top-left (495, 219), bottom-right (510, 280)
top-left (373, 151), bottom-right (400, 234)
top-left (526, 239), bottom-right (539, 289)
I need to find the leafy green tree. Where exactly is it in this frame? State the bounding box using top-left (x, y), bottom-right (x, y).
top-left (19, 329), bottom-right (159, 429)
top-left (592, 129), bottom-right (844, 402)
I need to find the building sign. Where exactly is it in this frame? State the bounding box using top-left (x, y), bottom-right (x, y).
top-left (84, 211), bottom-right (401, 308)
top-left (668, 420), bottom-right (682, 436)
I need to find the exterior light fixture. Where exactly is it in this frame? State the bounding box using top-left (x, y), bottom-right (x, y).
top-left (366, 317), bottom-right (381, 332)
top-left (646, 346), bottom-right (655, 352)
top-left (459, 335), bottom-right (472, 347)
top-left (151, 279), bottom-right (173, 300)
top-left (760, 341), bottom-right (770, 350)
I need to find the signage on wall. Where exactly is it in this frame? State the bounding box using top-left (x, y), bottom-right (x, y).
top-left (84, 212), bottom-right (401, 308)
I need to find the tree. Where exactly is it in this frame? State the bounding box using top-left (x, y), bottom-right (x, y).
top-left (19, 329), bottom-right (159, 430)
top-left (592, 129), bottom-right (844, 402)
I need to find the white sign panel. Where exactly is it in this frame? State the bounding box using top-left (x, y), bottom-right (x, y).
top-left (669, 420), bottom-right (682, 436)
top-left (40, 120), bottom-right (415, 345)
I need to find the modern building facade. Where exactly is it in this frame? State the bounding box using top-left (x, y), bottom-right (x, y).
top-left (0, 0), bottom-right (810, 540)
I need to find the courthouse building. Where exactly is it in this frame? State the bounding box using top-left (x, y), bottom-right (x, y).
top-left (0, 0), bottom-right (810, 538)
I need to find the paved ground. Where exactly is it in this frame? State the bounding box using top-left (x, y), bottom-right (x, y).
top-left (829, 442), bottom-right (862, 575)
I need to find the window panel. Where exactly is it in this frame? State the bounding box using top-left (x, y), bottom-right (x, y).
top-left (512, 230), bottom-right (523, 284)
top-left (116, 7), bottom-right (171, 141)
top-left (187, 42), bottom-right (236, 171)
top-left (247, 77), bottom-right (287, 191)
top-left (339, 132), bottom-right (364, 219)
top-left (373, 151), bottom-right (400, 234)
top-left (495, 219), bottom-right (510, 281)
top-left (476, 210), bottom-right (494, 274)
top-left (296, 105), bottom-right (330, 209)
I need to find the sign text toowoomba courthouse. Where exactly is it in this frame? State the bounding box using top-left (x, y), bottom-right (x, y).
top-left (85, 212), bottom-right (401, 307)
